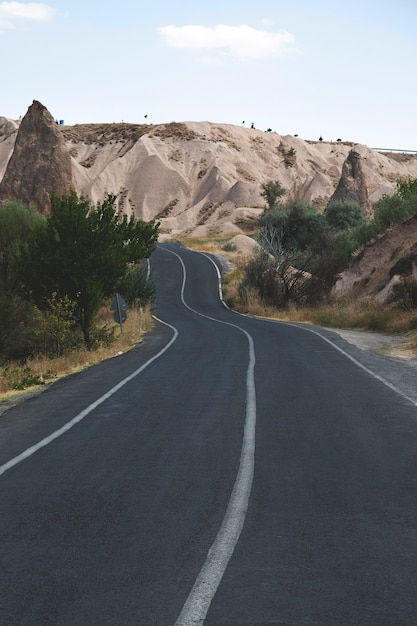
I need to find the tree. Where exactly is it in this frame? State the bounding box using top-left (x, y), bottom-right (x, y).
top-left (261, 198), bottom-right (328, 257)
top-left (325, 200), bottom-right (364, 231)
top-left (374, 178), bottom-right (417, 230)
top-left (0, 202), bottom-right (46, 362)
top-left (256, 188), bottom-right (346, 303)
top-left (117, 261), bottom-right (155, 307)
top-left (36, 292), bottom-right (78, 357)
top-left (0, 201), bottom-right (45, 295)
top-left (260, 180), bottom-right (286, 210)
top-left (241, 224), bottom-right (327, 308)
top-left (22, 192), bottom-right (159, 348)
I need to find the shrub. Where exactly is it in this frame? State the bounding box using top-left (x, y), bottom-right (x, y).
top-left (260, 180), bottom-right (286, 210)
top-left (0, 295), bottom-right (43, 363)
top-left (325, 200), bottom-right (364, 231)
top-left (117, 261), bottom-right (155, 307)
top-left (2, 364), bottom-right (54, 390)
top-left (389, 277), bottom-right (417, 311)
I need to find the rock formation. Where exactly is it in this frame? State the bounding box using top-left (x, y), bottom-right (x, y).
top-left (326, 149), bottom-right (371, 214)
top-left (334, 213), bottom-right (417, 301)
top-left (1, 101), bottom-right (417, 236)
top-left (0, 100), bottom-right (74, 213)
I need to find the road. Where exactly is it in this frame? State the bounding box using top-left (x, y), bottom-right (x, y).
top-left (1, 243), bottom-right (417, 625)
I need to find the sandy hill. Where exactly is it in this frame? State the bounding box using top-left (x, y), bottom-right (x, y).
top-left (2, 101), bottom-right (417, 301)
top-left (1, 101), bottom-right (417, 242)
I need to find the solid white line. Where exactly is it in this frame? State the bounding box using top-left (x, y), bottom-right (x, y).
top-left (199, 251), bottom-right (227, 306)
top-left (285, 322), bottom-right (417, 408)
top-left (166, 245), bottom-right (417, 623)
top-left (161, 248), bottom-right (257, 626)
top-left (0, 316), bottom-right (178, 478)
top-left (201, 255), bottom-right (417, 409)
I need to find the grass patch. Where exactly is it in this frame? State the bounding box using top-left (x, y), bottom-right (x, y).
top-left (0, 305), bottom-right (154, 401)
top-left (177, 236), bottom-right (235, 254)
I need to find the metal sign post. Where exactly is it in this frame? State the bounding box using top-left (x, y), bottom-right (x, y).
top-left (110, 293), bottom-right (128, 334)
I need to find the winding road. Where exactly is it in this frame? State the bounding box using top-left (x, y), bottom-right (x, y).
top-left (1, 243), bottom-right (417, 625)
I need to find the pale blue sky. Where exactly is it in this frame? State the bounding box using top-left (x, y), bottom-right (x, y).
top-left (1, 0), bottom-right (416, 149)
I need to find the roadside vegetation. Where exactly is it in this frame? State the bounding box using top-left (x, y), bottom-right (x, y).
top-left (220, 178), bottom-right (417, 353)
top-left (0, 193), bottom-right (159, 397)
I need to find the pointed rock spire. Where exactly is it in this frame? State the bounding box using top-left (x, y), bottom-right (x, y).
top-left (0, 100), bottom-right (74, 213)
top-left (327, 149), bottom-right (370, 214)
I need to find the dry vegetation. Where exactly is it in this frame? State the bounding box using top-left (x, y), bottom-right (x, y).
top-left (61, 123), bottom-right (153, 144)
top-left (0, 305), bottom-right (154, 404)
top-left (182, 236), bottom-right (417, 358)
top-left (150, 122), bottom-right (200, 141)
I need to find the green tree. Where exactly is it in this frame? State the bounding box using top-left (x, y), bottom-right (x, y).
top-left (0, 202), bottom-right (46, 362)
top-left (281, 200), bottom-right (328, 253)
top-left (117, 261), bottom-right (155, 307)
top-left (0, 201), bottom-right (45, 295)
top-left (0, 294), bottom-right (41, 363)
top-left (261, 198), bottom-right (328, 256)
top-left (36, 292), bottom-right (78, 357)
top-left (22, 192), bottom-right (159, 348)
top-left (325, 200), bottom-right (364, 231)
top-left (374, 178), bottom-right (417, 229)
top-left (260, 180), bottom-right (286, 210)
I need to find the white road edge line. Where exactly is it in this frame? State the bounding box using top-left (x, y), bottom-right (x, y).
top-left (0, 316), bottom-right (178, 478)
top-left (161, 248), bottom-right (256, 626)
top-left (202, 249), bottom-right (417, 409)
top-left (169, 245), bottom-right (417, 623)
top-left (287, 322), bottom-right (417, 408)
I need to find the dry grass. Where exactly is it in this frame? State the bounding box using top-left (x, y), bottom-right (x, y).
top-left (61, 123), bottom-right (152, 144)
top-left (216, 241), bottom-right (417, 357)
top-left (177, 236), bottom-right (232, 254)
top-left (150, 123), bottom-right (199, 141)
top-left (0, 305), bottom-right (154, 402)
top-left (179, 238), bottom-right (417, 361)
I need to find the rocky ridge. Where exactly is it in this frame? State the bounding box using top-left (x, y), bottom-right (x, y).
top-left (1, 101), bottom-right (417, 239)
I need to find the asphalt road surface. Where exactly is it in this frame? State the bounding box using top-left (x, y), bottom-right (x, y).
top-left (1, 243), bottom-right (417, 625)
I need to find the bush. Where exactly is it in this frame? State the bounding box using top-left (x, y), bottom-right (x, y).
top-left (325, 200), bottom-right (364, 231)
top-left (0, 295), bottom-right (43, 363)
top-left (243, 251), bottom-right (286, 306)
top-left (374, 180), bottom-right (417, 230)
top-left (117, 261), bottom-right (155, 307)
top-left (390, 277), bottom-right (417, 311)
top-left (260, 180), bottom-right (286, 210)
top-left (2, 364), bottom-right (54, 390)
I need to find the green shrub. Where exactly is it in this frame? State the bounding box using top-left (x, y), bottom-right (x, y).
top-left (117, 261), bottom-right (155, 307)
top-left (325, 200), bottom-right (364, 231)
top-left (2, 364), bottom-right (54, 390)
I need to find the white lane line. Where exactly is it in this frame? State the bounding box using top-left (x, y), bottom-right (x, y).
top-left (199, 252), bottom-right (227, 306)
top-left (161, 248), bottom-right (256, 626)
top-left (0, 316), bottom-right (178, 478)
top-left (200, 253), bottom-right (417, 410)
top-left (286, 322), bottom-right (417, 408)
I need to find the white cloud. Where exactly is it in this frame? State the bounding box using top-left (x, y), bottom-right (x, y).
top-left (0, 2), bottom-right (56, 29)
top-left (159, 24), bottom-right (297, 60)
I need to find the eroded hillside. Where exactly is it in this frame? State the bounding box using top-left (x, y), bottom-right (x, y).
top-left (1, 101), bottom-right (417, 239)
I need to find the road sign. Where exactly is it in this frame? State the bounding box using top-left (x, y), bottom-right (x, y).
top-left (113, 308), bottom-right (127, 324)
top-left (110, 293), bottom-right (128, 330)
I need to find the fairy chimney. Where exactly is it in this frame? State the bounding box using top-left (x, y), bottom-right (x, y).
top-left (0, 100), bottom-right (74, 213)
top-left (327, 149), bottom-right (370, 213)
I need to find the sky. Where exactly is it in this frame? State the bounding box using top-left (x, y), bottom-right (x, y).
top-left (1, 0), bottom-right (416, 150)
